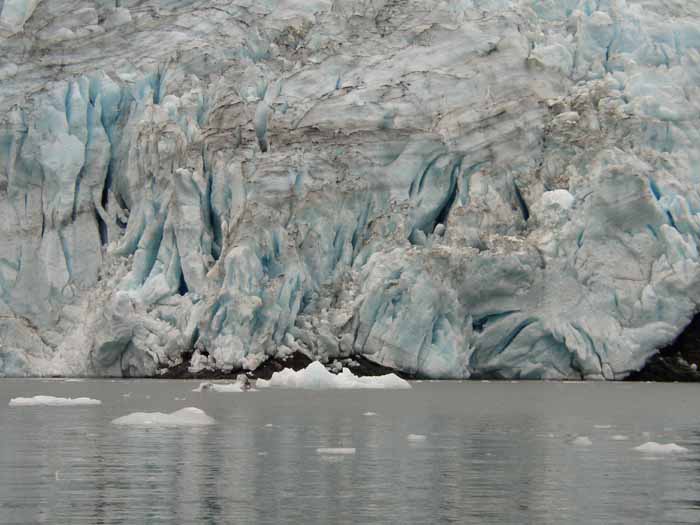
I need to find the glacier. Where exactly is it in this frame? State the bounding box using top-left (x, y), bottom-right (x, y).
top-left (1, 0), bottom-right (700, 379)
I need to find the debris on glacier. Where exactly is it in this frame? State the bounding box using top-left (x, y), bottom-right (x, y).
top-left (9, 395), bottom-right (101, 407)
top-left (111, 407), bottom-right (215, 427)
top-left (633, 442), bottom-right (688, 454)
top-left (255, 361), bottom-right (411, 390)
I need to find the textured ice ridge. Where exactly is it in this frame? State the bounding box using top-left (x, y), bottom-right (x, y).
top-left (9, 395), bottom-right (101, 406)
top-left (2, 0), bottom-right (700, 379)
top-left (256, 361), bottom-right (411, 389)
top-left (111, 407), bottom-right (215, 426)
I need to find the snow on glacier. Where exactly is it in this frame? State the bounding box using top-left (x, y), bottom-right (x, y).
top-left (1, 0), bottom-right (700, 379)
top-left (9, 395), bottom-right (101, 407)
top-left (256, 361), bottom-right (411, 390)
top-left (111, 407), bottom-right (215, 427)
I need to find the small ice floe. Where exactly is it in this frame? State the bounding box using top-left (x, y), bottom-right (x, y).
top-left (9, 396), bottom-right (101, 407)
top-left (363, 412), bottom-right (378, 416)
top-left (193, 382), bottom-right (243, 393)
top-left (257, 452), bottom-right (268, 456)
top-left (193, 375), bottom-right (253, 392)
top-left (611, 435), bottom-right (629, 441)
top-left (264, 423), bottom-right (275, 428)
top-left (572, 436), bottom-right (592, 446)
top-left (256, 361), bottom-right (410, 390)
top-left (633, 442), bottom-right (688, 454)
top-left (174, 397), bottom-right (186, 401)
top-left (111, 407), bottom-right (215, 427)
top-left (122, 393), bottom-right (132, 398)
top-left (594, 425), bottom-right (612, 429)
top-left (316, 448), bottom-right (356, 455)
top-left (407, 434), bottom-right (427, 442)
top-left (64, 379), bottom-right (84, 383)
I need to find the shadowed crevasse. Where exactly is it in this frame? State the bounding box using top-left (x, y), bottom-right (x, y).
top-left (627, 313), bottom-right (700, 382)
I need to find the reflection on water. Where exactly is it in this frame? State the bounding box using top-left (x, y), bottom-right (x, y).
top-left (1, 380), bottom-right (699, 524)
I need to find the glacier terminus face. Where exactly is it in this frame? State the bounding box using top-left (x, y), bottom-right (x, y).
top-left (1, 0), bottom-right (700, 379)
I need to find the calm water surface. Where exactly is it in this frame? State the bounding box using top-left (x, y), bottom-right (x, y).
top-left (1, 380), bottom-right (699, 524)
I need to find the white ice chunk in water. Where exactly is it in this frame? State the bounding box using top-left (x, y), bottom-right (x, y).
top-left (594, 424), bottom-right (612, 429)
top-left (256, 361), bottom-right (411, 390)
top-left (111, 407), bottom-right (215, 426)
top-left (633, 442), bottom-right (688, 454)
top-left (193, 382), bottom-right (243, 393)
top-left (363, 412), bottom-right (378, 416)
top-left (316, 448), bottom-right (356, 455)
top-left (407, 434), bottom-right (427, 442)
top-left (9, 395), bottom-right (101, 407)
top-left (611, 435), bottom-right (629, 441)
top-left (572, 436), bottom-right (592, 446)
top-left (194, 375), bottom-right (253, 392)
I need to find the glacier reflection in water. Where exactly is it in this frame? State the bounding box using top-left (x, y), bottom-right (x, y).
top-left (1, 380), bottom-right (699, 524)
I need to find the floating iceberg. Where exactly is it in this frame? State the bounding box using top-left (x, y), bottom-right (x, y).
top-left (407, 434), bottom-right (427, 442)
top-left (572, 436), bottom-right (593, 446)
top-left (111, 407), bottom-right (215, 426)
top-left (256, 362), bottom-right (411, 390)
top-left (633, 442), bottom-right (688, 454)
top-left (316, 448), bottom-right (356, 455)
top-left (9, 395), bottom-right (101, 407)
top-left (192, 382), bottom-right (249, 393)
top-left (611, 435), bottom-right (629, 441)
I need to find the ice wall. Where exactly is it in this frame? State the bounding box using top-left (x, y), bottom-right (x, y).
top-left (1, 0), bottom-right (700, 379)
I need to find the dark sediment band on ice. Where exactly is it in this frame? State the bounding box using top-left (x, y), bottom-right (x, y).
top-left (157, 351), bottom-right (419, 381)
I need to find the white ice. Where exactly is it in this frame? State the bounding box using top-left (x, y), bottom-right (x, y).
top-left (316, 448), bottom-right (356, 455)
top-left (111, 407), bottom-right (215, 426)
top-left (193, 382), bottom-right (244, 393)
top-left (633, 442), bottom-right (688, 454)
top-left (256, 361), bottom-right (411, 390)
top-left (572, 436), bottom-right (592, 446)
top-left (407, 434), bottom-right (427, 442)
top-left (9, 395), bottom-right (101, 407)
top-left (611, 435), bottom-right (629, 441)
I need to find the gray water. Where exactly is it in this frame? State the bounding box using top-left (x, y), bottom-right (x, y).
top-left (1, 380), bottom-right (699, 524)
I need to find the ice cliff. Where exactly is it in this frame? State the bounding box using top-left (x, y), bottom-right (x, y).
top-left (2, 0), bottom-right (700, 379)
